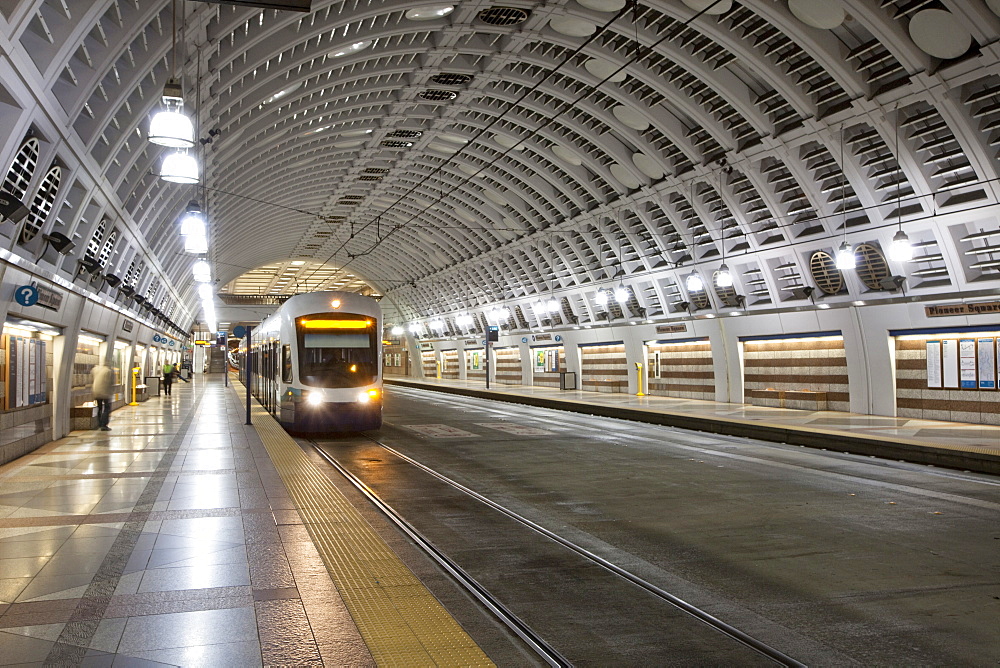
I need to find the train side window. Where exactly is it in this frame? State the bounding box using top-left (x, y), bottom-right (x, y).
top-left (282, 345), bottom-right (292, 383)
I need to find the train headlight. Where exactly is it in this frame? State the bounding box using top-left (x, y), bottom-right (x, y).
top-left (358, 388), bottom-right (380, 403)
top-left (306, 392), bottom-right (323, 406)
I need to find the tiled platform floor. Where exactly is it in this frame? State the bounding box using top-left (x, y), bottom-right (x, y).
top-left (0, 375), bottom-right (373, 667)
top-left (388, 376), bottom-right (1000, 454)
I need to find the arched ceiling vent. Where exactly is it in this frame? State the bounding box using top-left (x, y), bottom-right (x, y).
top-left (478, 7), bottom-right (530, 26)
top-left (431, 73), bottom-right (473, 86)
top-left (809, 251), bottom-right (845, 295)
top-left (854, 243), bottom-right (890, 291)
top-left (387, 130), bottom-right (423, 138)
top-left (419, 90), bottom-right (458, 101)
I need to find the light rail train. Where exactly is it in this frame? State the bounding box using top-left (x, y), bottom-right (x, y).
top-left (239, 291), bottom-right (382, 432)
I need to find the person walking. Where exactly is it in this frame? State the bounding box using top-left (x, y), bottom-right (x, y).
top-left (91, 363), bottom-right (113, 431)
top-left (162, 360), bottom-right (175, 396)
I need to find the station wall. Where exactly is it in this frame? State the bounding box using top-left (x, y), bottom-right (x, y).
top-left (402, 300), bottom-right (1000, 429)
top-left (0, 262), bottom-right (184, 465)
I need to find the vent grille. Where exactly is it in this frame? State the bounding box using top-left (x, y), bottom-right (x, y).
top-left (689, 287), bottom-right (711, 311)
top-left (387, 130), bottom-right (423, 138)
top-left (713, 272), bottom-right (741, 307)
top-left (478, 6), bottom-right (529, 26)
top-left (854, 243), bottom-right (890, 290)
top-left (381, 140), bottom-right (414, 148)
top-left (363, 167), bottom-right (390, 174)
top-left (431, 73), bottom-right (473, 85)
top-left (419, 89), bottom-right (458, 101)
top-left (809, 251), bottom-right (845, 295)
top-left (359, 175), bottom-right (383, 181)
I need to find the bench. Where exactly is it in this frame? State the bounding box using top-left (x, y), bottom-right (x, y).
top-left (72, 402), bottom-right (98, 430)
top-left (754, 389), bottom-right (828, 411)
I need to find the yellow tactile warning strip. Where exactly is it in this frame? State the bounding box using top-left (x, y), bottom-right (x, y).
top-left (233, 383), bottom-right (494, 666)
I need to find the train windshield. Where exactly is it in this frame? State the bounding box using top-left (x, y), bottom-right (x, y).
top-left (296, 313), bottom-right (378, 388)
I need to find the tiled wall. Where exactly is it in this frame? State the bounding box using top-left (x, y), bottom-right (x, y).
top-left (647, 341), bottom-right (715, 400)
top-left (495, 347), bottom-right (522, 385)
top-left (531, 348), bottom-right (566, 388)
top-left (442, 350), bottom-right (459, 379)
top-left (421, 350), bottom-right (436, 378)
top-left (467, 350), bottom-right (486, 382)
top-left (382, 346), bottom-right (407, 376)
top-left (895, 337), bottom-right (1000, 425)
top-left (581, 344), bottom-right (628, 393)
top-left (743, 337), bottom-right (849, 411)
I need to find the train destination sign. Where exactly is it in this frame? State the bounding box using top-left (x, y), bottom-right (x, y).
top-left (925, 301), bottom-right (1000, 317)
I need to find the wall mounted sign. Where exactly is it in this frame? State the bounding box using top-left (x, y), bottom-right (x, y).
top-left (464, 340), bottom-right (478, 345)
top-left (152, 333), bottom-right (177, 347)
top-left (656, 324), bottom-right (688, 334)
top-left (122, 320), bottom-right (134, 332)
top-left (35, 285), bottom-right (63, 310)
top-left (925, 301), bottom-right (1000, 317)
top-left (532, 333), bottom-right (552, 342)
top-left (13, 285), bottom-right (38, 306)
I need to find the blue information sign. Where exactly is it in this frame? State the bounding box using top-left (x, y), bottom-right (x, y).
top-left (233, 325), bottom-right (246, 338)
top-left (14, 285), bottom-right (38, 307)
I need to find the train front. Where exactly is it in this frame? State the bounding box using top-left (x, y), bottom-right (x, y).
top-left (286, 308), bottom-right (382, 432)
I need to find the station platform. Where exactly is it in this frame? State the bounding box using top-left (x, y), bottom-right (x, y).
top-left (387, 376), bottom-right (1000, 475)
top-left (0, 375), bottom-right (492, 667)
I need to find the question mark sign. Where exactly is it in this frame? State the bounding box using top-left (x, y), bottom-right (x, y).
top-left (16, 286), bottom-right (37, 306)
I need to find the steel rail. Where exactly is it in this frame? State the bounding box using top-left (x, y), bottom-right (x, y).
top-left (307, 440), bottom-right (572, 668)
top-left (369, 438), bottom-right (806, 668)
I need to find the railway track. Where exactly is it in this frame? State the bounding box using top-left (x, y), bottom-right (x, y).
top-left (308, 434), bottom-right (805, 667)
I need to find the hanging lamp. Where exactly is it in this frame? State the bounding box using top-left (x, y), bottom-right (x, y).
top-left (160, 150), bottom-right (199, 184)
top-left (149, 79), bottom-right (194, 148)
top-left (149, 2), bottom-right (193, 148)
top-left (834, 126), bottom-right (854, 271)
top-left (888, 106), bottom-right (913, 263)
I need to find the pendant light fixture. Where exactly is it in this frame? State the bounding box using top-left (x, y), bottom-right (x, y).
top-left (888, 106), bottom-right (913, 263)
top-left (149, 79), bottom-right (194, 148)
top-left (160, 150), bottom-right (199, 184)
top-left (834, 126), bottom-right (855, 270)
top-left (180, 201), bottom-right (205, 236)
top-left (685, 271), bottom-right (704, 291)
top-left (184, 231), bottom-right (208, 254)
top-left (148, 2), bottom-right (194, 148)
top-left (714, 172), bottom-right (734, 288)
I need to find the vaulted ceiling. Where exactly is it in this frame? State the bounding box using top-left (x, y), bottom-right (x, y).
top-left (2, 0), bottom-right (1000, 332)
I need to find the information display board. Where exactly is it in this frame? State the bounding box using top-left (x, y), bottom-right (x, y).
top-left (3, 335), bottom-right (46, 410)
top-left (925, 341), bottom-right (942, 388)
top-left (942, 339), bottom-right (959, 388)
top-left (959, 339), bottom-right (977, 389)
top-left (978, 338), bottom-right (996, 389)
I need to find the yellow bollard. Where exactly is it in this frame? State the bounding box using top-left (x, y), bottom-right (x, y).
top-left (436, 360), bottom-right (442, 379)
top-left (129, 366), bottom-right (140, 405)
top-left (634, 362), bottom-right (645, 397)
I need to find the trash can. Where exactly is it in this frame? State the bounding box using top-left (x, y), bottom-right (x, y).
top-left (144, 376), bottom-right (161, 396)
top-left (559, 371), bottom-right (577, 390)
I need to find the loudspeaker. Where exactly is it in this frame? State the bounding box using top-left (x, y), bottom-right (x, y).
top-left (0, 192), bottom-right (29, 223)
